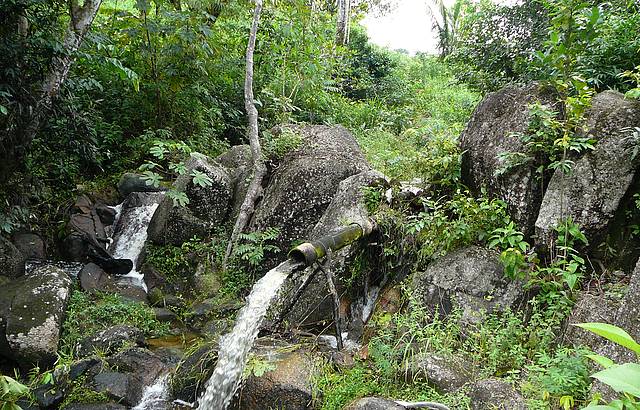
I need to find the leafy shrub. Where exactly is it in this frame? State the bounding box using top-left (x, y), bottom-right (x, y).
top-left (578, 322), bottom-right (640, 409)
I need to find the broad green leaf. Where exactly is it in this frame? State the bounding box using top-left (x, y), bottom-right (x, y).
top-left (190, 170), bottom-right (213, 188)
top-left (575, 323), bottom-right (640, 354)
top-left (586, 354), bottom-right (615, 369)
top-left (141, 171), bottom-right (162, 188)
top-left (591, 363), bottom-right (640, 397)
top-left (0, 105), bottom-right (7, 115)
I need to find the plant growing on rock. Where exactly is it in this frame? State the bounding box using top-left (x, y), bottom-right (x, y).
top-left (138, 132), bottom-right (214, 207)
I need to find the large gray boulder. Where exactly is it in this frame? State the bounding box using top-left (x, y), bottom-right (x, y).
top-left (535, 91), bottom-right (640, 249)
top-left (0, 265), bottom-right (72, 367)
top-left (411, 246), bottom-right (526, 328)
top-left (0, 235), bottom-right (27, 278)
top-left (249, 125), bottom-right (370, 267)
top-left (460, 83), bottom-right (558, 236)
top-left (273, 169), bottom-right (383, 327)
top-left (216, 145), bottom-right (253, 221)
top-left (148, 154), bottom-right (232, 245)
top-left (564, 292), bottom-right (620, 351)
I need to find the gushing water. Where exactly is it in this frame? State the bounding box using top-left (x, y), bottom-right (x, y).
top-left (198, 259), bottom-right (303, 410)
top-left (132, 374), bottom-right (170, 410)
top-left (110, 194), bottom-right (162, 290)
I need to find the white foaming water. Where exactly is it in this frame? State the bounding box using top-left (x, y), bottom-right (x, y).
top-left (198, 259), bottom-right (303, 410)
top-left (111, 200), bottom-right (160, 290)
top-left (132, 374), bottom-right (170, 410)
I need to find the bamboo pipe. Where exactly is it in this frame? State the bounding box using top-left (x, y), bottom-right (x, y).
top-left (288, 221), bottom-right (374, 266)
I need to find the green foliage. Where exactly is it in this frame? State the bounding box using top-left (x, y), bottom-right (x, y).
top-left (234, 228), bottom-right (280, 267)
top-left (138, 135), bottom-right (215, 207)
top-left (0, 374), bottom-right (29, 410)
top-left (262, 129), bottom-right (303, 161)
top-left (60, 375), bottom-right (110, 409)
top-left (448, 0), bottom-right (549, 92)
top-left (242, 354), bottom-right (277, 379)
top-left (489, 221), bottom-right (530, 279)
top-left (497, 99), bottom-right (595, 179)
top-left (622, 66), bottom-right (640, 100)
top-left (578, 323), bottom-right (640, 409)
top-left (61, 291), bottom-right (169, 356)
top-left (525, 348), bottom-right (591, 408)
top-left (407, 192), bottom-right (509, 261)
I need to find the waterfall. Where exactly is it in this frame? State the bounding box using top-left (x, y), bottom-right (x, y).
top-left (110, 193), bottom-right (163, 290)
top-left (132, 374), bottom-right (170, 410)
top-left (197, 259), bottom-right (304, 410)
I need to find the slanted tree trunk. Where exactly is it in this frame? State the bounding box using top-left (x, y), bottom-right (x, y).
top-left (223, 0), bottom-right (266, 268)
top-left (20, 0), bottom-right (102, 153)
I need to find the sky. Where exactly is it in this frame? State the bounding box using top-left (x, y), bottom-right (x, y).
top-left (362, 0), bottom-right (444, 55)
top-left (362, 0), bottom-right (518, 55)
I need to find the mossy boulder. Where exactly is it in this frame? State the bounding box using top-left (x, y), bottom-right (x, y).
top-left (460, 83), bottom-right (559, 236)
top-left (249, 125), bottom-right (370, 269)
top-left (411, 246), bottom-right (527, 329)
top-left (0, 264), bottom-right (72, 367)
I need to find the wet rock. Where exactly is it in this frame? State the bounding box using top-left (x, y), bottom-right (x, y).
top-left (461, 83), bottom-right (558, 235)
top-left (69, 357), bottom-right (101, 380)
top-left (0, 235), bottom-right (27, 278)
top-left (64, 404), bottom-right (127, 410)
top-left (346, 397), bottom-right (404, 410)
top-left (536, 91), bottom-right (640, 249)
top-left (33, 382), bottom-right (65, 408)
top-left (402, 353), bottom-right (475, 393)
top-left (217, 144), bottom-right (253, 221)
top-left (250, 125), bottom-right (370, 269)
top-left (411, 246), bottom-right (526, 329)
top-left (89, 347), bottom-right (167, 406)
top-left (274, 169), bottom-right (382, 327)
top-left (234, 349), bottom-right (317, 410)
top-left (12, 232), bottom-right (46, 260)
top-left (95, 203), bottom-right (117, 226)
top-left (78, 263), bottom-right (110, 292)
top-left (0, 264), bottom-right (71, 367)
top-left (76, 325), bottom-right (144, 358)
top-left (117, 172), bottom-right (167, 198)
top-left (468, 378), bottom-right (526, 410)
top-left (148, 155), bottom-right (232, 246)
top-left (171, 341), bottom-right (218, 402)
top-left (78, 263), bottom-right (146, 302)
top-left (92, 371), bottom-right (141, 405)
top-left (153, 307), bottom-right (178, 323)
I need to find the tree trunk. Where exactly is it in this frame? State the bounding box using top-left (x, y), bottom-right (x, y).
top-left (336, 0), bottom-right (350, 45)
top-left (20, 0), bottom-right (102, 153)
top-left (223, 0), bottom-right (266, 268)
